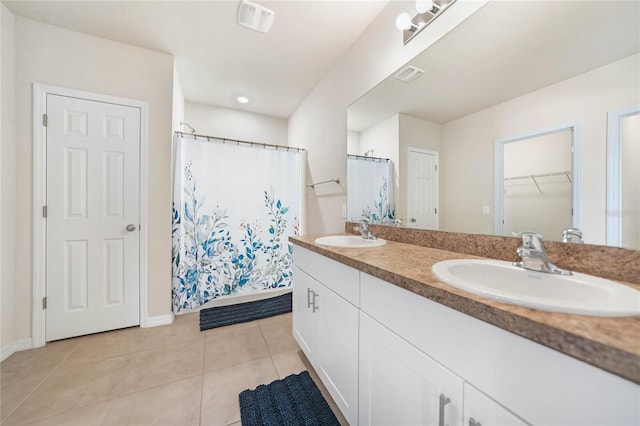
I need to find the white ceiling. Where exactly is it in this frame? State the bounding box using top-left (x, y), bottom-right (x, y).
top-left (3, 0), bottom-right (388, 119)
top-left (348, 0), bottom-right (640, 131)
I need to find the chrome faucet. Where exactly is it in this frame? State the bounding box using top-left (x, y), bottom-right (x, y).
top-left (513, 232), bottom-right (571, 275)
top-left (562, 228), bottom-right (584, 244)
top-left (354, 220), bottom-right (376, 240)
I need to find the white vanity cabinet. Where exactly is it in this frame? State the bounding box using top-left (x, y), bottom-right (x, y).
top-left (360, 312), bottom-right (463, 426)
top-left (292, 245), bottom-right (639, 425)
top-left (360, 272), bottom-right (639, 426)
top-left (292, 265), bottom-right (318, 358)
top-left (292, 247), bottom-right (359, 425)
top-left (463, 383), bottom-right (528, 426)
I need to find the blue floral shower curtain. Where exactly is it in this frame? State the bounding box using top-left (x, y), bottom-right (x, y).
top-left (171, 133), bottom-right (305, 313)
top-left (347, 156), bottom-right (395, 224)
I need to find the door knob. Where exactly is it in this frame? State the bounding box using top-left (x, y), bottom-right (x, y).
top-left (126, 224), bottom-right (137, 232)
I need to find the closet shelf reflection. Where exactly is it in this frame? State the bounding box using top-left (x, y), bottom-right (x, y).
top-left (503, 170), bottom-right (572, 194)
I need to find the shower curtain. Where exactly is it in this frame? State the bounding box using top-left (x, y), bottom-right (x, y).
top-left (347, 156), bottom-right (395, 224)
top-left (171, 133), bottom-right (305, 313)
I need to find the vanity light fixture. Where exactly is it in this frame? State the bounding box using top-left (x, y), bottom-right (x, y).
top-left (238, 0), bottom-right (274, 33)
top-left (396, 0), bottom-right (456, 45)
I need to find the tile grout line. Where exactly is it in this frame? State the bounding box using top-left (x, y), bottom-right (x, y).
top-left (257, 319), bottom-right (282, 378)
top-left (113, 336), bottom-right (207, 399)
top-left (199, 315), bottom-right (206, 426)
top-left (1, 339), bottom-right (86, 423)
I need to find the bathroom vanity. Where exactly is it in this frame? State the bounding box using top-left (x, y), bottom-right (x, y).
top-left (290, 235), bottom-right (640, 426)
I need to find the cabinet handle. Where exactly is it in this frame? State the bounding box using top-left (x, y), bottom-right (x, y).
top-left (469, 418), bottom-right (482, 426)
top-left (307, 288), bottom-right (313, 308)
top-left (438, 394), bottom-right (451, 426)
top-left (312, 291), bottom-right (319, 312)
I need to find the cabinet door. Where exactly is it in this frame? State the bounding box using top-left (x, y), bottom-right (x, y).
top-left (360, 312), bottom-right (464, 426)
top-left (292, 266), bottom-right (317, 360)
top-left (315, 283), bottom-right (359, 426)
top-left (463, 383), bottom-right (529, 426)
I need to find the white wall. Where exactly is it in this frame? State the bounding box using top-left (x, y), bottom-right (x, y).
top-left (360, 114), bottom-right (400, 202)
top-left (9, 17), bottom-right (174, 346)
top-left (185, 102), bottom-right (288, 146)
top-left (1, 3), bottom-right (17, 354)
top-left (347, 130), bottom-right (360, 155)
top-left (172, 62), bottom-right (185, 132)
top-left (441, 54), bottom-right (640, 244)
top-left (288, 0), bottom-right (489, 234)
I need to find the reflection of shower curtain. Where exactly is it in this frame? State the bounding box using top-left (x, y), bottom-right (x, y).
top-left (171, 133), bottom-right (305, 313)
top-left (347, 156), bottom-right (395, 224)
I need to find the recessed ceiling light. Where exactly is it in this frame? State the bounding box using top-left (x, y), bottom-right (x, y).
top-left (237, 96), bottom-right (250, 104)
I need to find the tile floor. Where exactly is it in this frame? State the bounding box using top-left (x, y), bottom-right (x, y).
top-left (0, 312), bottom-right (348, 426)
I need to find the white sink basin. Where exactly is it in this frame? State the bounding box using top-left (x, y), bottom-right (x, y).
top-left (315, 235), bottom-right (386, 248)
top-left (432, 259), bottom-right (640, 317)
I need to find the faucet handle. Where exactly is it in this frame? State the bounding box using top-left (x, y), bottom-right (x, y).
top-left (562, 228), bottom-right (584, 243)
top-left (512, 231), bottom-right (543, 245)
top-left (512, 231), bottom-right (543, 239)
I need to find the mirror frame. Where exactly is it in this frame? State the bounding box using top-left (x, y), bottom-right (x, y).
top-left (493, 122), bottom-right (582, 237)
top-left (606, 104), bottom-right (640, 246)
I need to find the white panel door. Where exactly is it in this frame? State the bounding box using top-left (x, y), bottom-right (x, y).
top-left (46, 94), bottom-right (141, 341)
top-left (407, 148), bottom-right (439, 229)
top-left (359, 312), bottom-right (463, 426)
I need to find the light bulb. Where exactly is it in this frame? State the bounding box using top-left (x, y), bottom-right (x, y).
top-left (396, 13), bottom-right (413, 31)
top-left (415, 0), bottom-right (434, 14)
top-left (236, 96), bottom-right (250, 104)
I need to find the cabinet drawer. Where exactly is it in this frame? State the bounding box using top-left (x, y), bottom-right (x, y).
top-left (293, 246), bottom-right (359, 306)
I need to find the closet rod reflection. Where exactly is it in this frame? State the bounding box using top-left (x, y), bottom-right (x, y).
top-left (176, 131), bottom-right (306, 152)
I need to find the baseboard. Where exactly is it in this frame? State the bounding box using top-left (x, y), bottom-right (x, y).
top-left (1, 338), bottom-right (33, 362)
top-left (141, 313), bottom-right (174, 328)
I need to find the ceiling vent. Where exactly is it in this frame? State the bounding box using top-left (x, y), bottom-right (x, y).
top-left (394, 65), bottom-right (425, 83)
top-left (238, 0), bottom-right (274, 33)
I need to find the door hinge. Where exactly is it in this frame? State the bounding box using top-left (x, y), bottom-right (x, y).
top-left (42, 297), bottom-right (47, 310)
top-left (42, 205), bottom-right (47, 218)
top-left (435, 165), bottom-right (438, 172)
top-left (435, 208), bottom-right (438, 214)
top-left (42, 114), bottom-right (48, 127)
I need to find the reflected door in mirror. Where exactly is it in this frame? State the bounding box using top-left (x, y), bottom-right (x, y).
top-left (407, 148), bottom-right (439, 229)
top-left (621, 113), bottom-right (640, 249)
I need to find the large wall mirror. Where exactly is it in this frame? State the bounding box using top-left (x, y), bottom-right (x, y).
top-left (347, 0), bottom-right (640, 245)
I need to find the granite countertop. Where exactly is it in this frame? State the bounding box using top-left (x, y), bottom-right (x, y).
top-left (290, 234), bottom-right (640, 384)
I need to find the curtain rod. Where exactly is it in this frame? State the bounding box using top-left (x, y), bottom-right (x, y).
top-left (176, 131), bottom-right (306, 152)
top-left (348, 154), bottom-right (390, 162)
